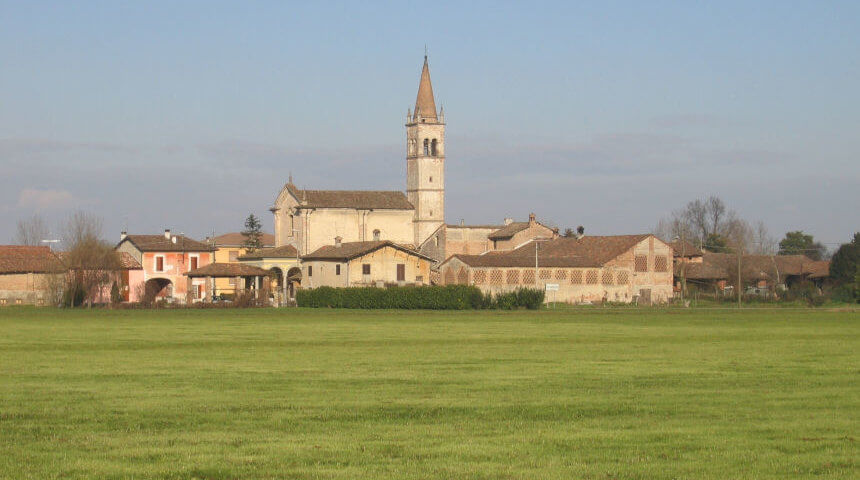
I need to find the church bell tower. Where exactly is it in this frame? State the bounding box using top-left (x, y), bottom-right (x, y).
top-left (406, 55), bottom-right (445, 247)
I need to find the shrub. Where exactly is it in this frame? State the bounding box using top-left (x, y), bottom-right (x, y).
top-left (515, 288), bottom-right (545, 310)
top-left (296, 285), bottom-right (547, 310)
top-left (296, 285), bottom-right (487, 310)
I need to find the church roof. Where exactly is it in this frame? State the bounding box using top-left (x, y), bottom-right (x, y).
top-left (413, 56), bottom-right (438, 122)
top-left (285, 183), bottom-right (413, 210)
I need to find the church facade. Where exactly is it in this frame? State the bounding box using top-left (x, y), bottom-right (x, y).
top-left (271, 55), bottom-right (448, 258)
top-left (269, 56), bottom-right (557, 286)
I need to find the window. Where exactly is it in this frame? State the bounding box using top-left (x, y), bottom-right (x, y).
top-left (397, 264), bottom-right (405, 281)
top-left (617, 271), bottom-right (630, 285)
top-left (362, 264), bottom-right (371, 275)
top-left (189, 255), bottom-right (198, 271)
top-left (155, 255), bottom-right (165, 272)
top-left (473, 270), bottom-right (486, 284)
top-left (423, 139), bottom-right (429, 156)
top-left (523, 270), bottom-right (535, 284)
top-left (539, 269), bottom-right (551, 280)
top-left (373, 229), bottom-right (381, 241)
top-left (571, 270), bottom-right (583, 284)
top-left (431, 139), bottom-right (438, 156)
top-left (655, 255), bottom-right (668, 272)
top-left (586, 270), bottom-right (598, 284)
top-left (228, 251), bottom-right (239, 262)
top-left (602, 270), bottom-right (614, 285)
top-left (634, 255), bottom-right (648, 272)
top-left (336, 264), bottom-right (341, 275)
top-left (429, 176), bottom-right (433, 183)
top-left (489, 270), bottom-right (503, 284)
top-left (434, 236), bottom-right (439, 247)
top-left (506, 270), bottom-right (520, 284)
top-left (308, 265), bottom-right (313, 277)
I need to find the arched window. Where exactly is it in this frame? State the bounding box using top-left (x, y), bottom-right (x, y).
top-left (373, 229), bottom-right (380, 241)
top-left (431, 139), bottom-right (437, 156)
top-left (423, 139), bottom-right (429, 156)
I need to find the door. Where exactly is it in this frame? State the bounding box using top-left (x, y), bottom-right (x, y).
top-left (397, 264), bottom-right (405, 282)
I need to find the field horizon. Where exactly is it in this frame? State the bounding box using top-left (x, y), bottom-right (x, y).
top-left (1, 307), bottom-right (857, 479)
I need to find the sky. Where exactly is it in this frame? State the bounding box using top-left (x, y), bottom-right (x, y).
top-left (1, 1), bottom-right (858, 248)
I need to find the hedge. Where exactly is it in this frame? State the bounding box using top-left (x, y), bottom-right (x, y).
top-left (296, 285), bottom-right (545, 310)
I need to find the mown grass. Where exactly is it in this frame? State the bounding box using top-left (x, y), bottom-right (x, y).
top-left (0, 307), bottom-right (857, 479)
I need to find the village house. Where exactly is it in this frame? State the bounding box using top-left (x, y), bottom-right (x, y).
top-left (115, 230), bottom-right (214, 302)
top-left (237, 244), bottom-right (301, 303)
top-left (300, 238), bottom-right (433, 289)
top-left (208, 231), bottom-right (275, 296)
top-left (439, 234), bottom-right (674, 304)
top-left (0, 245), bottom-right (63, 306)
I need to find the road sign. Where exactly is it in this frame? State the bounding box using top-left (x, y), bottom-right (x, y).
top-left (545, 283), bottom-right (559, 292)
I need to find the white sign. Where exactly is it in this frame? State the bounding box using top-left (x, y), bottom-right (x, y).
top-left (545, 283), bottom-right (559, 292)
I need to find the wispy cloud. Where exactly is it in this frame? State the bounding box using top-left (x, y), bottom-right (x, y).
top-left (17, 188), bottom-right (78, 209)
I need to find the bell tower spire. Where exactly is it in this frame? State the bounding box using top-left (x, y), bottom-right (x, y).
top-left (406, 54), bottom-right (445, 247)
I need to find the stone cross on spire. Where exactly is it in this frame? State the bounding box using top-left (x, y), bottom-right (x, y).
top-left (413, 55), bottom-right (437, 122)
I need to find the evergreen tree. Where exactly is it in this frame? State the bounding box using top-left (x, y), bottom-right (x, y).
top-left (830, 233), bottom-right (859, 284)
top-left (242, 214), bottom-right (263, 253)
top-left (778, 230), bottom-right (826, 260)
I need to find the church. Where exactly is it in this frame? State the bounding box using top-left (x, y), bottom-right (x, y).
top-left (267, 56), bottom-right (556, 287)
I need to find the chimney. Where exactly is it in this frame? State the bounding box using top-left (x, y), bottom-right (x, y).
top-left (120, 231), bottom-right (127, 241)
top-left (335, 236), bottom-right (342, 248)
top-left (528, 213), bottom-right (536, 225)
top-left (171, 236), bottom-right (177, 244)
top-left (460, 219), bottom-right (465, 226)
top-left (504, 217), bottom-right (514, 225)
top-left (164, 229), bottom-right (171, 239)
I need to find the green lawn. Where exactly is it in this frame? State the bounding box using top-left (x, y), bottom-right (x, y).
top-left (0, 307), bottom-right (857, 479)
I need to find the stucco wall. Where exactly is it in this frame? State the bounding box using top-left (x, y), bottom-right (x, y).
top-left (302, 246), bottom-right (431, 289)
top-left (0, 273), bottom-right (59, 306)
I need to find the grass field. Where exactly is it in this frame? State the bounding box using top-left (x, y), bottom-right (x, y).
top-left (0, 307), bottom-right (857, 479)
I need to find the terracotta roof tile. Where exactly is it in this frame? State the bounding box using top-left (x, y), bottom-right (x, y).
top-left (303, 241), bottom-right (432, 262)
top-left (185, 263), bottom-right (271, 277)
top-left (287, 183), bottom-right (413, 210)
top-left (121, 234), bottom-right (213, 252)
top-left (119, 252), bottom-right (142, 270)
top-left (238, 245), bottom-right (299, 260)
top-left (668, 240), bottom-right (703, 257)
top-left (0, 245), bottom-right (63, 274)
top-left (446, 235), bottom-right (651, 268)
top-left (212, 232), bottom-right (275, 247)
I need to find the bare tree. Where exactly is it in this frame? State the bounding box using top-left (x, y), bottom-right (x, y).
top-left (753, 220), bottom-right (775, 255)
top-left (14, 214), bottom-right (50, 246)
top-left (706, 196), bottom-right (726, 237)
top-left (59, 211), bottom-right (121, 307)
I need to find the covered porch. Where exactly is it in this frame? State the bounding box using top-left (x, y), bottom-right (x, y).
top-left (185, 263), bottom-right (273, 304)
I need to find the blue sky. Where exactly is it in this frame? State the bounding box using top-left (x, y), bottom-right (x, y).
top-left (1, 1), bottom-right (858, 246)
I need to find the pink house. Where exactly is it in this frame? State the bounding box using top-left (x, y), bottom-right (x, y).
top-left (116, 229), bottom-right (214, 303)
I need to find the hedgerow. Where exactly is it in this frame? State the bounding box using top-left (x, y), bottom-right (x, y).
top-left (296, 285), bottom-right (545, 310)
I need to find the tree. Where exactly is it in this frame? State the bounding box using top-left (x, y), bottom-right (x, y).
top-left (830, 233), bottom-right (859, 285)
top-left (14, 214), bottom-right (49, 246)
top-left (242, 214), bottom-right (263, 252)
top-left (563, 228), bottom-right (575, 238)
top-left (60, 211), bottom-right (121, 307)
top-left (778, 231), bottom-right (826, 260)
top-left (704, 233), bottom-right (730, 253)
